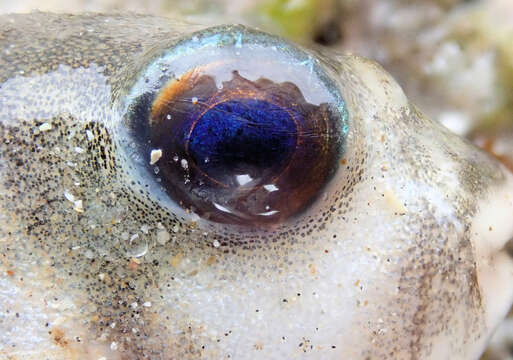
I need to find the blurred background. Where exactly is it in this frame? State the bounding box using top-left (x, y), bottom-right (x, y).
top-left (1, 0), bottom-right (512, 358)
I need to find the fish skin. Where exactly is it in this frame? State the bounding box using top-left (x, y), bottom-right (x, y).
top-left (0, 12), bottom-right (513, 360)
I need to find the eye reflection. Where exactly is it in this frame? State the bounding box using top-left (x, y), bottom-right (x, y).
top-left (126, 27), bottom-right (348, 226)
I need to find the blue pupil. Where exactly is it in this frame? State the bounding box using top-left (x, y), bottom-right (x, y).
top-left (187, 99), bottom-right (297, 185)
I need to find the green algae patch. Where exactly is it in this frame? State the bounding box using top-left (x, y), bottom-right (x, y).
top-left (257, 0), bottom-right (320, 42)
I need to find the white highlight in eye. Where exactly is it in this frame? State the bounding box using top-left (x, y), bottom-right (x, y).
top-left (236, 174), bottom-right (252, 186)
top-left (213, 203), bottom-right (232, 213)
top-left (263, 184), bottom-right (279, 192)
top-left (258, 210), bottom-right (279, 216)
top-left (150, 149), bottom-right (162, 165)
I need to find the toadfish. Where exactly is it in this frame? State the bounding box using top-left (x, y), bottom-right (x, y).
top-left (0, 13), bottom-right (512, 360)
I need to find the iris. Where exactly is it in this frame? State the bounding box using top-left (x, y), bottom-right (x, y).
top-left (126, 28), bottom-right (347, 226)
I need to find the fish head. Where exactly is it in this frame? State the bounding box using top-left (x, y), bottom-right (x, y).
top-left (0, 13), bottom-right (512, 360)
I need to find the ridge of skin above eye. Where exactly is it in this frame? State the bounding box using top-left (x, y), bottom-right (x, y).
top-left (1, 13), bottom-right (513, 360)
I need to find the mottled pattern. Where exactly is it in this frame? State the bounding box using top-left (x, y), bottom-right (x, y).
top-left (0, 13), bottom-right (512, 360)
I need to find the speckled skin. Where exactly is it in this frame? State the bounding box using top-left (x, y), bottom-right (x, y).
top-left (1, 12), bottom-right (513, 360)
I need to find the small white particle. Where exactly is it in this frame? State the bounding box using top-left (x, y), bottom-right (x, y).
top-left (166, 114), bottom-right (172, 120)
top-left (86, 130), bottom-right (94, 141)
top-left (172, 225), bottom-right (179, 233)
top-left (110, 341), bottom-right (118, 351)
top-left (143, 301), bottom-right (152, 307)
top-left (191, 97), bottom-right (198, 104)
top-left (173, 155), bottom-right (179, 162)
top-left (236, 174), bottom-right (252, 186)
top-left (97, 357), bottom-right (107, 360)
top-left (74, 146), bottom-right (85, 154)
top-left (150, 149), bottom-right (163, 165)
top-left (84, 249), bottom-right (94, 259)
top-left (39, 122), bottom-right (52, 132)
top-left (156, 230), bottom-right (171, 245)
top-left (64, 190), bottom-right (75, 203)
top-left (73, 199), bottom-right (84, 213)
top-left (121, 232), bottom-right (129, 241)
top-left (98, 273), bottom-right (105, 281)
top-left (130, 302), bottom-right (138, 309)
top-left (130, 234), bottom-right (139, 242)
top-left (181, 159), bottom-right (188, 170)
top-left (213, 240), bottom-right (220, 248)
top-left (140, 225), bottom-right (150, 234)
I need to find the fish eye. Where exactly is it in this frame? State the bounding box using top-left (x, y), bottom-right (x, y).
top-left (119, 25), bottom-right (349, 228)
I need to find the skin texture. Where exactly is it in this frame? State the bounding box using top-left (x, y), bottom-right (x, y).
top-left (0, 12), bottom-right (513, 360)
